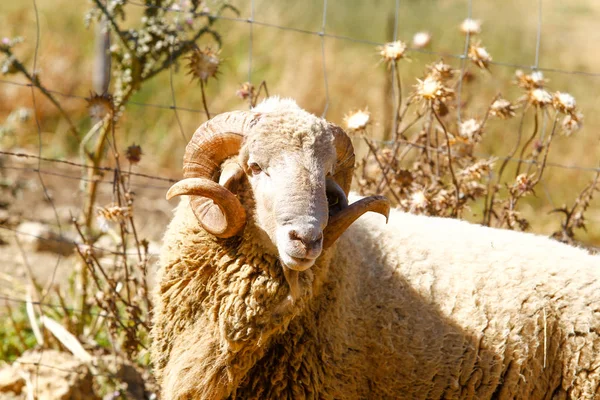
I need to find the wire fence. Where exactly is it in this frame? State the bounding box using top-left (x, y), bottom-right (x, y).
top-left (0, 0), bottom-right (599, 396)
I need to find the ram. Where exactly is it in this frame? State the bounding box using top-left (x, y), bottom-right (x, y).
top-left (151, 97), bottom-right (600, 400)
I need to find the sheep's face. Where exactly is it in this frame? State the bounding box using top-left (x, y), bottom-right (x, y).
top-left (167, 98), bottom-right (388, 300)
top-left (240, 117), bottom-right (336, 272)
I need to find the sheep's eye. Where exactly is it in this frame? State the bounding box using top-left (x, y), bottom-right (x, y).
top-left (249, 163), bottom-right (262, 175)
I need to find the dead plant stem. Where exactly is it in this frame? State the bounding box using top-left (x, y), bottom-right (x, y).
top-left (515, 109), bottom-right (539, 178)
top-left (200, 79), bottom-right (211, 119)
top-left (432, 106), bottom-right (460, 216)
top-left (363, 136), bottom-right (402, 204)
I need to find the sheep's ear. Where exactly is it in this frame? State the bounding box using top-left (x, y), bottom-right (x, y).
top-left (219, 162), bottom-right (245, 193)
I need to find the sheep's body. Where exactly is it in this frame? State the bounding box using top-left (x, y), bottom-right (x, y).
top-left (153, 194), bottom-right (600, 399)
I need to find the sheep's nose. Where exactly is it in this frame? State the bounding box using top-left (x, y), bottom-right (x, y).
top-left (288, 227), bottom-right (323, 257)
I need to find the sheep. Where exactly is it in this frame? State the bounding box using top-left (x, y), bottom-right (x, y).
top-left (151, 97), bottom-right (600, 399)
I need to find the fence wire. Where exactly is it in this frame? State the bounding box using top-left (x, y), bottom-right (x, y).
top-left (0, 0), bottom-right (599, 397)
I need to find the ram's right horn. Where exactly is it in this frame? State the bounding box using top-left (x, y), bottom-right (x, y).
top-left (323, 195), bottom-right (390, 249)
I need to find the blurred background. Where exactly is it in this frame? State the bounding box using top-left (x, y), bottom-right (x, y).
top-left (0, 1), bottom-right (599, 398)
top-left (1, 0), bottom-right (599, 233)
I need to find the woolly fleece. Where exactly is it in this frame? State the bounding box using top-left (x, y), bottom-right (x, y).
top-left (152, 193), bottom-right (600, 399)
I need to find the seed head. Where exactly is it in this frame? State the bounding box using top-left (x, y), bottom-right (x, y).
top-left (515, 69), bottom-right (546, 89)
top-left (468, 41), bottom-right (492, 70)
top-left (415, 76), bottom-right (454, 102)
top-left (410, 191), bottom-right (429, 212)
top-left (426, 60), bottom-right (455, 82)
top-left (412, 32), bottom-right (431, 49)
top-left (530, 71), bottom-right (545, 86)
top-left (460, 18), bottom-right (481, 35)
top-left (561, 112), bottom-right (583, 136)
top-left (552, 92), bottom-right (576, 114)
top-left (86, 92), bottom-right (114, 120)
top-left (490, 98), bottom-right (516, 119)
top-left (236, 82), bottom-right (255, 100)
top-left (126, 144), bottom-right (143, 164)
top-left (0, 36), bottom-right (23, 51)
top-left (187, 46), bottom-right (220, 83)
top-left (96, 204), bottom-right (132, 223)
top-left (458, 119), bottom-right (481, 140)
top-left (344, 108), bottom-right (371, 132)
top-left (378, 40), bottom-right (408, 65)
top-left (459, 159), bottom-right (494, 180)
top-left (528, 88), bottom-right (552, 107)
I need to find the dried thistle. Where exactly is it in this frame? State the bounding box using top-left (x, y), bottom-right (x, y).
top-left (460, 18), bottom-right (482, 35)
top-left (490, 98), bottom-right (516, 119)
top-left (187, 46), bottom-right (220, 83)
top-left (458, 118), bottom-right (481, 140)
top-left (344, 108), bottom-right (371, 132)
top-left (86, 92), bottom-right (114, 120)
top-left (412, 32), bottom-right (431, 49)
top-left (426, 60), bottom-right (455, 82)
top-left (515, 70), bottom-right (546, 90)
top-left (126, 144), bottom-right (143, 164)
top-left (525, 88), bottom-right (552, 108)
top-left (378, 40), bottom-right (408, 65)
top-left (0, 36), bottom-right (23, 51)
top-left (561, 112), bottom-right (583, 136)
top-left (459, 159), bottom-right (494, 180)
top-left (96, 204), bottom-right (132, 223)
top-left (410, 190), bottom-right (429, 212)
top-left (236, 81), bottom-right (255, 100)
top-left (468, 41), bottom-right (492, 70)
top-left (414, 76), bottom-right (454, 102)
top-left (552, 92), bottom-right (577, 114)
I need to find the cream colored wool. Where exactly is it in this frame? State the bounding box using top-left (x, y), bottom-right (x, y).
top-left (151, 99), bottom-right (600, 399)
top-left (153, 191), bottom-right (600, 399)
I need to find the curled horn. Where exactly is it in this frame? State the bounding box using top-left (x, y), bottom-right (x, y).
top-left (324, 124), bottom-right (391, 249)
top-left (166, 111), bottom-right (260, 238)
top-left (323, 196), bottom-right (390, 249)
